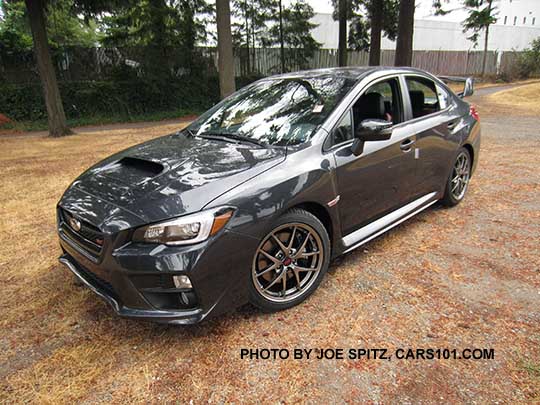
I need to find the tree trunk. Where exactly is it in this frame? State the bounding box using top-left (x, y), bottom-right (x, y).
top-left (251, 20), bottom-right (256, 73)
top-left (338, 0), bottom-right (347, 67)
top-left (216, 0), bottom-right (236, 98)
top-left (369, 0), bottom-right (383, 66)
top-left (279, 0), bottom-right (285, 73)
top-left (25, 0), bottom-right (71, 137)
top-left (481, 0), bottom-right (493, 77)
top-left (394, 0), bottom-right (415, 66)
top-left (244, 0), bottom-right (250, 74)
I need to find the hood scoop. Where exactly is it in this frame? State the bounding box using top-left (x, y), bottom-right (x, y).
top-left (117, 156), bottom-right (164, 175)
top-left (98, 156), bottom-right (165, 185)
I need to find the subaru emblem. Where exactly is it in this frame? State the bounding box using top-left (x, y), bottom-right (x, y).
top-left (68, 216), bottom-right (81, 232)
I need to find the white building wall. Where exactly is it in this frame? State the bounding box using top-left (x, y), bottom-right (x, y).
top-left (496, 0), bottom-right (539, 27)
top-left (311, 11), bottom-right (540, 51)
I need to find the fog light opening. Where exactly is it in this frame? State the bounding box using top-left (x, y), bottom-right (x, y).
top-left (173, 275), bottom-right (192, 289)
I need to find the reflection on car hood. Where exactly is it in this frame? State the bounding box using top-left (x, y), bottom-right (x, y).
top-left (59, 133), bottom-right (286, 232)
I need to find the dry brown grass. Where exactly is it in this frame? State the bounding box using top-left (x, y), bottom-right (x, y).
top-left (1, 93), bottom-right (539, 403)
top-left (483, 82), bottom-right (540, 116)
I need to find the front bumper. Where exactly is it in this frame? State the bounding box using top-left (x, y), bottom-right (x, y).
top-left (58, 228), bottom-right (259, 324)
top-left (60, 254), bottom-right (204, 324)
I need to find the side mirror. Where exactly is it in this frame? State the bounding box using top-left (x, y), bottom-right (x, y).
top-left (355, 119), bottom-right (393, 141)
top-left (351, 119), bottom-right (393, 156)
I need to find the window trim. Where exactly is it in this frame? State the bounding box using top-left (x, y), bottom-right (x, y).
top-left (323, 108), bottom-right (354, 151)
top-left (436, 83), bottom-right (450, 109)
top-left (323, 74), bottom-right (404, 152)
top-left (402, 73), bottom-right (452, 124)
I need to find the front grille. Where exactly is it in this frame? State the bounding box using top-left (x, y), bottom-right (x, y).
top-left (59, 208), bottom-right (104, 259)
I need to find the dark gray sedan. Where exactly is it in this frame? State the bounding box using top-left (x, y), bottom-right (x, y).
top-left (57, 67), bottom-right (480, 324)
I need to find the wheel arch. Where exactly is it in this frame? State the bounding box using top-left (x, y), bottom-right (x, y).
top-left (289, 202), bottom-right (334, 247)
top-left (463, 143), bottom-right (474, 169)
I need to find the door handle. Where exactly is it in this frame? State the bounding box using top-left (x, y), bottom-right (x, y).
top-left (400, 138), bottom-right (415, 151)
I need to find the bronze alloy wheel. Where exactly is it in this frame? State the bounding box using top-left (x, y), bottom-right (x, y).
top-left (442, 147), bottom-right (472, 207)
top-left (451, 151), bottom-right (471, 201)
top-left (252, 222), bottom-right (324, 303)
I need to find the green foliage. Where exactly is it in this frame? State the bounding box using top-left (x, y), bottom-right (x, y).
top-left (231, 0), bottom-right (278, 74)
top-left (0, 0), bottom-right (101, 52)
top-left (0, 1), bottom-right (34, 51)
top-left (433, 0), bottom-right (497, 47)
top-left (232, 0), bottom-right (274, 48)
top-left (262, 0), bottom-right (321, 70)
top-left (462, 0), bottom-right (497, 46)
top-left (231, 0), bottom-right (320, 73)
top-left (101, 0), bottom-right (213, 48)
top-left (100, 0), bottom-right (213, 79)
top-left (515, 37), bottom-right (540, 79)
top-left (0, 75), bottom-right (260, 122)
top-left (45, 0), bottom-right (101, 48)
top-left (348, 16), bottom-right (370, 51)
top-left (0, 78), bottom-right (214, 121)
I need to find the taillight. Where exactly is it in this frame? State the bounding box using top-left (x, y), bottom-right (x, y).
top-left (470, 105), bottom-right (480, 122)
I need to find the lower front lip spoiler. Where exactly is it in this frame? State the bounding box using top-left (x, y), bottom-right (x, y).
top-left (59, 254), bottom-right (204, 324)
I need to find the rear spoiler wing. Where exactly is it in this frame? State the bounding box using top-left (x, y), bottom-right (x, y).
top-left (438, 76), bottom-right (474, 98)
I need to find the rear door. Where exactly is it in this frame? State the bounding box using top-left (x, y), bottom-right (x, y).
top-left (403, 75), bottom-right (462, 196)
top-left (329, 76), bottom-right (418, 238)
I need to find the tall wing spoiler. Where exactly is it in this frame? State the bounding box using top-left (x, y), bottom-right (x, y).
top-left (438, 76), bottom-right (475, 98)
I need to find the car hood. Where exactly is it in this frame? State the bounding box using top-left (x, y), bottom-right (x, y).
top-left (59, 133), bottom-right (286, 233)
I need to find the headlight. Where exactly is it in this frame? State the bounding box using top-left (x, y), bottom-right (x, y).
top-left (132, 207), bottom-right (235, 245)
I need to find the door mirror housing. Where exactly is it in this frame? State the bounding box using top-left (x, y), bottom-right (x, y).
top-left (355, 119), bottom-right (393, 141)
top-left (351, 119), bottom-right (393, 156)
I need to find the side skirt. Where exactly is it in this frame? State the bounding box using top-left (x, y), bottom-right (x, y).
top-left (341, 192), bottom-right (438, 254)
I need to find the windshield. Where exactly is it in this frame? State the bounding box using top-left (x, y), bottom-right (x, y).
top-left (188, 76), bottom-right (357, 146)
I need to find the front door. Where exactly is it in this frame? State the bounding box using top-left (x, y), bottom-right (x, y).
top-left (330, 76), bottom-right (418, 238)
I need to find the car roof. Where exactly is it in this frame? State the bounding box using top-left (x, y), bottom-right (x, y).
top-left (268, 66), bottom-right (432, 82)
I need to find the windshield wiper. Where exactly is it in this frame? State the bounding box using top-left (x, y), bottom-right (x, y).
top-left (183, 127), bottom-right (196, 137)
top-left (200, 131), bottom-right (267, 147)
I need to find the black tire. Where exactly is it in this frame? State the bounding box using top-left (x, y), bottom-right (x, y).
top-left (248, 208), bottom-right (331, 312)
top-left (442, 147), bottom-right (472, 207)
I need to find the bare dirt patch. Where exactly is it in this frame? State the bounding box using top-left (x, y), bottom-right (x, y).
top-left (0, 91), bottom-right (539, 403)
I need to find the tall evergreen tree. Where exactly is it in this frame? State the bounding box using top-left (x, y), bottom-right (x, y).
top-left (348, 0), bottom-right (398, 65)
top-left (14, 0), bottom-right (124, 136)
top-left (0, 0), bottom-right (100, 52)
top-left (216, 0), bottom-right (235, 98)
top-left (332, 0), bottom-right (398, 66)
top-left (101, 0), bottom-right (213, 77)
top-left (434, 0), bottom-right (497, 76)
top-left (338, 0), bottom-right (348, 66)
top-left (231, 0), bottom-right (274, 74)
top-left (25, 0), bottom-right (71, 136)
top-left (263, 0), bottom-right (320, 72)
top-left (394, 0), bottom-right (415, 66)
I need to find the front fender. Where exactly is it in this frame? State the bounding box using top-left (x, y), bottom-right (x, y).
top-left (204, 145), bottom-right (342, 254)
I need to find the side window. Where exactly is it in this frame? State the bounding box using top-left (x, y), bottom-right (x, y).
top-left (326, 110), bottom-right (353, 148)
top-left (352, 77), bottom-right (402, 132)
top-left (405, 76), bottom-right (440, 118)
